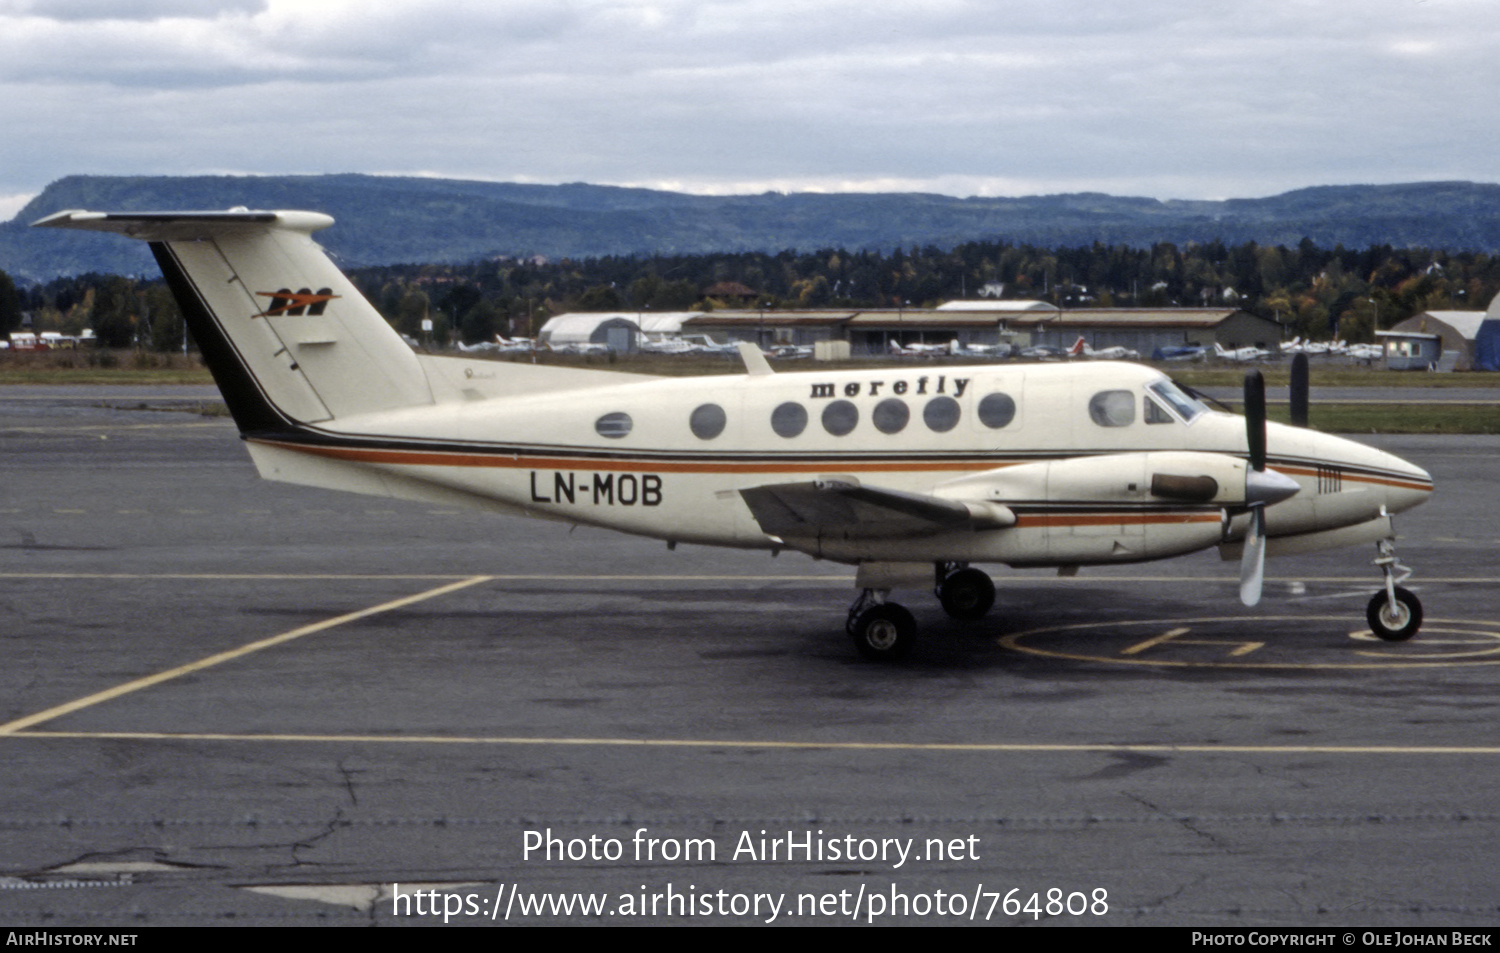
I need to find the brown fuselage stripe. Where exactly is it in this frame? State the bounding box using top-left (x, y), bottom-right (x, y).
top-left (255, 439), bottom-right (1012, 474)
top-left (252, 439), bottom-right (1433, 489)
top-left (1274, 464), bottom-right (1432, 492)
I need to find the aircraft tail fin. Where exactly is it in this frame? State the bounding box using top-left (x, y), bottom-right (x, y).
top-left (33, 209), bottom-right (433, 433)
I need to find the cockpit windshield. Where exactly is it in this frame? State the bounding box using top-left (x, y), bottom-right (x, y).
top-left (1148, 378), bottom-right (1207, 423)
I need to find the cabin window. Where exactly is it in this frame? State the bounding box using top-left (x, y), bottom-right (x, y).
top-left (771, 401), bottom-right (808, 438)
top-left (872, 398), bottom-right (910, 434)
top-left (595, 412), bottom-right (633, 439)
top-left (977, 392), bottom-right (1016, 429)
top-left (1088, 390), bottom-right (1135, 428)
top-left (923, 395), bottom-right (961, 432)
top-left (690, 403), bottom-right (727, 440)
top-left (822, 399), bottom-right (859, 436)
top-left (1144, 396), bottom-right (1174, 425)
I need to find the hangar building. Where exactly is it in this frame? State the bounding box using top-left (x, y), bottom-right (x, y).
top-left (1378, 309), bottom-right (1500, 371)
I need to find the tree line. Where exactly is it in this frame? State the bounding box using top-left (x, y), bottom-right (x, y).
top-left (6, 238), bottom-right (1499, 349)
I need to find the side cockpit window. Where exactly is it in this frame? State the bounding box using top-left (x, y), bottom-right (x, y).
top-left (1145, 396), bottom-right (1175, 425)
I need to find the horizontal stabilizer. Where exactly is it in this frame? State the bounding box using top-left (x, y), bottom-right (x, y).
top-left (33, 209), bottom-right (334, 241)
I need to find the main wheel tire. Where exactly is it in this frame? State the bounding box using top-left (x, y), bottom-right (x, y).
top-left (938, 567), bottom-right (995, 621)
top-left (1367, 586), bottom-right (1422, 642)
top-left (849, 603), bottom-right (917, 661)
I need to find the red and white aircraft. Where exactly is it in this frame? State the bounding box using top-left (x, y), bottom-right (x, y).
top-left (1068, 336), bottom-right (1139, 360)
top-left (36, 209), bottom-right (1434, 659)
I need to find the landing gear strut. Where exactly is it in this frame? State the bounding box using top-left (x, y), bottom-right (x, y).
top-left (935, 562), bottom-right (996, 621)
top-left (847, 589), bottom-right (916, 661)
top-left (1367, 537), bottom-right (1422, 642)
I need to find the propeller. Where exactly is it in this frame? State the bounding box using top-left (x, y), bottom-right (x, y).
top-left (1289, 353), bottom-right (1309, 428)
top-left (1238, 370), bottom-right (1299, 606)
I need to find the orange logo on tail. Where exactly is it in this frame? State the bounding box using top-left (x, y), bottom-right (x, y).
top-left (255, 288), bottom-right (339, 317)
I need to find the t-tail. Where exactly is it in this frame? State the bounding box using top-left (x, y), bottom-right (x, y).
top-left (33, 209), bottom-right (435, 435)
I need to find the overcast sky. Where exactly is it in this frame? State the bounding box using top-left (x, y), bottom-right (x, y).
top-left (3, 0), bottom-right (1497, 220)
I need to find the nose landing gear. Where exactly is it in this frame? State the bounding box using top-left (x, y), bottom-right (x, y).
top-left (1367, 537), bottom-right (1422, 642)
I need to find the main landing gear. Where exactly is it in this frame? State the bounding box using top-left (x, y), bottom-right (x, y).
top-left (846, 562), bottom-right (997, 660)
top-left (1367, 537), bottom-right (1422, 642)
top-left (935, 562), bottom-right (995, 621)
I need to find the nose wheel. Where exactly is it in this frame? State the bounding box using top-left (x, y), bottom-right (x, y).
top-left (1368, 537), bottom-right (1422, 642)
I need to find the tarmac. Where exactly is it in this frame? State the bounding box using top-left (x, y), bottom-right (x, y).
top-left (1, 385), bottom-right (1497, 926)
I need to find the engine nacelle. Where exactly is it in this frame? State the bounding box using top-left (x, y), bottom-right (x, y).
top-left (933, 451), bottom-right (1257, 507)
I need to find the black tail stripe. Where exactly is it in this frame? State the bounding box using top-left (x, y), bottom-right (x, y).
top-left (150, 241), bottom-right (296, 436)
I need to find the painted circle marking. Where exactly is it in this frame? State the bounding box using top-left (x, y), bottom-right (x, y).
top-left (999, 616), bottom-right (1500, 669)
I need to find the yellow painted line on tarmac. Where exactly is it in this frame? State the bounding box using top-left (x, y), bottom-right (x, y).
top-left (9, 730), bottom-right (1500, 756)
top-left (1263, 398), bottom-right (1500, 405)
top-left (5, 572), bottom-right (1500, 585)
top-left (0, 572), bottom-right (855, 582)
top-left (1000, 616), bottom-right (1500, 670)
top-left (0, 393), bottom-right (218, 400)
top-left (0, 422), bottom-right (227, 433)
top-left (0, 575), bottom-right (494, 735)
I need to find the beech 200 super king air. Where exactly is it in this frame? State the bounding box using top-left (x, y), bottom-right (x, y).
top-left (35, 209), bottom-right (1435, 660)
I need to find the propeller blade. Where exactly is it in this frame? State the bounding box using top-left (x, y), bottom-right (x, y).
top-left (1239, 505), bottom-right (1266, 606)
top-left (1289, 353), bottom-right (1309, 428)
top-left (1244, 369), bottom-right (1266, 471)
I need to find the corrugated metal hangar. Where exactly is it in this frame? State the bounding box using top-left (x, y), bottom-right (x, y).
top-left (543, 302), bottom-right (1282, 356)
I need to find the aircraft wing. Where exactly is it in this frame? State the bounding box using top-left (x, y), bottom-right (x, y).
top-left (739, 480), bottom-right (1009, 540)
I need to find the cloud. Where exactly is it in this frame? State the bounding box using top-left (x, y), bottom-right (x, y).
top-left (1, 0), bottom-right (1498, 202)
top-left (0, 0), bottom-right (266, 20)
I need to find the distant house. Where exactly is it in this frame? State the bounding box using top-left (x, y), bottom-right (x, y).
top-left (703, 281), bottom-right (758, 303)
top-left (1378, 310), bottom-right (1500, 371)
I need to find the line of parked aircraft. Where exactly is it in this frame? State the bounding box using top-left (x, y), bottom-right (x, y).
top-left (449, 332), bottom-right (1378, 365)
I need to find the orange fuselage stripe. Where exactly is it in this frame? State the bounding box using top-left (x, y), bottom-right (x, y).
top-left (256, 439), bottom-right (1014, 474)
top-left (255, 439), bottom-right (1431, 489)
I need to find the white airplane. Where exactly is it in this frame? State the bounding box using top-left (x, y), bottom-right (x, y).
top-left (889, 340), bottom-right (949, 357)
top-left (1214, 342), bottom-right (1272, 362)
top-left (948, 339), bottom-right (1015, 359)
top-left (1068, 336), bottom-right (1139, 360)
top-left (679, 334), bottom-right (740, 355)
top-left (638, 336), bottom-right (698, 355)
top-left (35, 209), bottom-right (1435, 659)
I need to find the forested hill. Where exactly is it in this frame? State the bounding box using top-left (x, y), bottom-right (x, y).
top-left (6, 174), bottom-right (1500, 280)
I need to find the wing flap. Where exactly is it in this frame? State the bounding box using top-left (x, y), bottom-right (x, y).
top-left (739, 480), bottom-right (1006, 540)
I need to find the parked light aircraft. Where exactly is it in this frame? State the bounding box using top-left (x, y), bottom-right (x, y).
top-left (948, 339), bottom-right (1014, 359)
top-left (36, 209), bottom-right (1434, 659)
top-left (1151, 344), bottom-right (1209, 362)
top-left (1068, 336), bottom-right (1140, 361)
top-left (1214, 342), bottom-right (1273, 362)
top-left (889, 340), bottom-right (949, 357)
